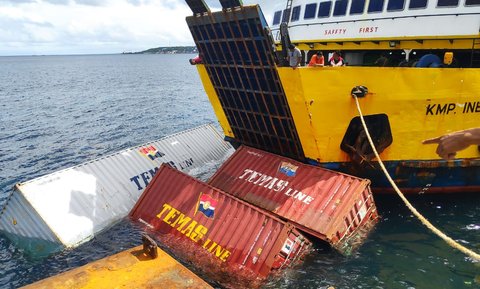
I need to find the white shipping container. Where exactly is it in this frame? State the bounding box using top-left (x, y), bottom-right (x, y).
top-left (0, 124), bottom-right (233, 257)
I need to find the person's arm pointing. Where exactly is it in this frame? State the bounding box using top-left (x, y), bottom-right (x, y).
top-left (423, 128), bottom-right (480, 160)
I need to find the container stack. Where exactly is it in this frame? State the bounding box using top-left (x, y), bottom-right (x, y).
top-left (130, 164), bottom-right (312, 289)
top-left (208, 146), bottom-right (379, 254)
top-left (0, 124), bottom-right (233, 257)
top-left (4, 126), bottom-right (379, 288)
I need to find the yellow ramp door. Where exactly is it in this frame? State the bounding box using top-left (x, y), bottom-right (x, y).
top-left (21, 245), bottom-right (212, 289)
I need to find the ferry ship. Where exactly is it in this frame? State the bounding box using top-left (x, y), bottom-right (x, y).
top-left (184, 0), bottom-right (480, 193)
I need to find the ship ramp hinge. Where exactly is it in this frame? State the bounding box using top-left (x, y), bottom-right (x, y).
top-left (185, 0), bottom-right (210, 15)
top-left (219, 0), bottom-right (243, 9)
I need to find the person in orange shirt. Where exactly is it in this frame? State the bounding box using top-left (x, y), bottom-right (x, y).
top-left (308, 51), bottom-right (324, 67)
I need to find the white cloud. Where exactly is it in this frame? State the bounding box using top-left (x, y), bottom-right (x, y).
top-left (0, 0), bottom-right (276, 56)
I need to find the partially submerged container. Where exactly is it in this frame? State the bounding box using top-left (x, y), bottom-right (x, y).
top-left (130, 164), bottom-right (312, 289)
top-left (0, 124), bottom-right (233, 257)
top-left (208, 146), bottom-right (379, 254)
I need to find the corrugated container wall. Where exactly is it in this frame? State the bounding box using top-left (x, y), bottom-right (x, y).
top-left (208, 146), bottom-right (379, 254)
top-left (130, 164), bottom-right (312, 289)
top-left (0, 124), bottom-right (233, 257)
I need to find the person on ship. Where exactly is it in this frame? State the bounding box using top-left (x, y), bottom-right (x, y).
top-left (329, 51), bottom-right (345, 66)
top-left (308, 51), bottom-right (324, 67)
top-left (189, 55), bottom-right (202, 65)
top-left (374, 53), bottom-right (389, 67)
top-left (423, 128), bottom-right (480, 160)
top-left (287, 44), bottom-right (302, 69)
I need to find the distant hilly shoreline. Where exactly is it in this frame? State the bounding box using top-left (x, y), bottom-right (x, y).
top-left (125, 46), bottom-right (198, 54)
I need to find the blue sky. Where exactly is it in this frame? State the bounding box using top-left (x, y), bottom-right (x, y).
top-left (0, 0), bottom-right (276, 56)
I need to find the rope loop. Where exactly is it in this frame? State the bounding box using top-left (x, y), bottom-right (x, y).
top-left (352, 93), bottom-right (480, 261)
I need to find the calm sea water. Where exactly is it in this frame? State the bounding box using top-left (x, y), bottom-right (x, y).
top-left (0, 54), bottom-right (478, 289)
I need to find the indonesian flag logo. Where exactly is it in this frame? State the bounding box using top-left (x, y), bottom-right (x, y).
top-left (195, 193), bottom-right (218, 218)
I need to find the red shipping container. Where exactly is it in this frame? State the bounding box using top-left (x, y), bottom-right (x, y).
top-left (130, 164), bottom-right (312, 289)
top-left (208, 146), bottom-right (379, 254)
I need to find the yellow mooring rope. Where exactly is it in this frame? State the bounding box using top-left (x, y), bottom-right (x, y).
top-left (352, 94), bottom-right (480, 261)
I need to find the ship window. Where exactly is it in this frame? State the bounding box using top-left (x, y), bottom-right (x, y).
top-left (387, 0), bottom-right (405, 10)
top-left (409, 0), bottom-right (428, 8)
top-left (465, 0), bottom-right (480, 5)
top-left (368, 0), bottom-right (385, 12)
top-left (437, 0), bottom-right (458, 6)
top-left (333, 0), bottom-right (348, 15)
top-left (273, 11), bottom-right (282, 25)
top-left (318, 1), bottom-right (332, 17)
top-left (304, 3), bottom-right (318, 19)
top-left (291, 5), bottom-right (301, 21)
top-left (350, 0), bottom-right (366, 14)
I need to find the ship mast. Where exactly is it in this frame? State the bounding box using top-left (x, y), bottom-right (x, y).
top-left (280, 0), bottom-right (293, 66)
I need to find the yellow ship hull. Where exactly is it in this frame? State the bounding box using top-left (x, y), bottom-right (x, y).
top-left (186, 5), bottom-right (480, 193)
top-left (278, 66), bottom-right (480, 163)
top-left (199, 65), bottom-right (480, 193)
